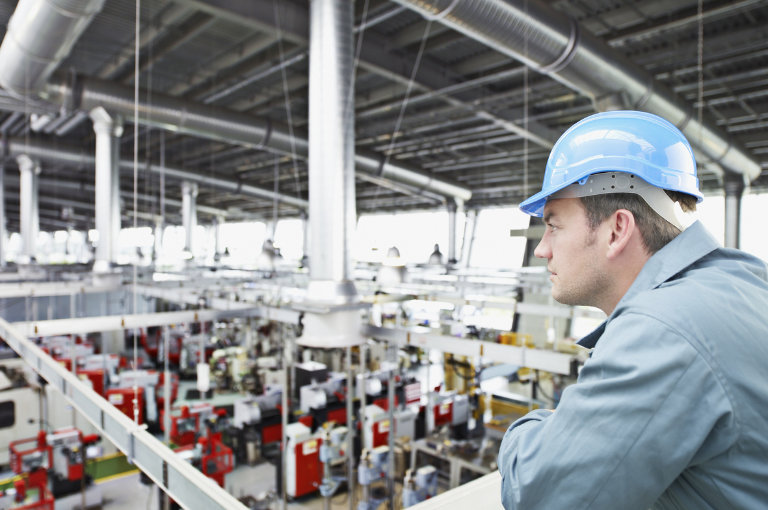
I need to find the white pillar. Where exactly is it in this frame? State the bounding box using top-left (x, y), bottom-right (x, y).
top-left (16, 154), bottom-right (40, 263)
top-left (447, 199), bottom-right (464, 265)
top-left (90, 107), bottom-right (123, 272)
top-left (213, 215), bottom-right (223, 262)
top-left (724, 174), bottom-right (744, 249)
top-left (152, 218), bottom-right (161, 260)
top-left (181, 181), bottom-right (198, 254)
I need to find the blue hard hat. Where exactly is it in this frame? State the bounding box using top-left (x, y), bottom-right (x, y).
top-left (519, 110), bottom-right (703, 217)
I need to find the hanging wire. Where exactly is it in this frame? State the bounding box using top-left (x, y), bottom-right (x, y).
top-left (132, 0), bottom-right (141, 425)
top-left (272, 0), bottom-right (303, 202)
top-left (272, 158), bottom-right (279, 240)
top-left (373, 19), bottom-right (432, 205)
top-left (522, 0), bottom-right (530, 201)
top-left (381, 20), bottom-right (432, 170)
top-left (346, 0), bottom-right (371, 134)
top-left (697, 0), bottom-right (704, 128)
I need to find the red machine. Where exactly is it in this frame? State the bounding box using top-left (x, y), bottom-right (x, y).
top-left (197, 428), bottom-right (234, 487)
top-left (433, 399), bottom-right (453, 428)
top-left (0, 468), bottom-right (53, 510)
top-left (107, 387), bottom-right (145, 424)
top-left (9, 431), bottom-right (52, 476)
top-left (285, 422), bottom-right (323, 498)
top-left (163, 403), bottom-right (215, 446)
top-left (45, 428), bottom-right (101, 497)
top-left (172, 414), bottom-right (233, 487)
top-left (77, 369), bottom-right (106, 396)
top-left (6, 428), bottom-right (100, 508)
top-left (6, 430), bottom-right (54, 510)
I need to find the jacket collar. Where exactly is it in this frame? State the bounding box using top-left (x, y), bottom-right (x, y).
top-left (578, 221), bottom-right (720, 349)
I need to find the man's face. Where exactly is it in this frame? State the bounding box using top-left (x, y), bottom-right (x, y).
top-left (534, 198), bottom-right (608, 308)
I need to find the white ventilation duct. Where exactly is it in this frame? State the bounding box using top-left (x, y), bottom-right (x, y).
top-left (0, 0), bottom-right (105, 96)
top-left (299, 0), bottom-right (364, 349)
top-left (4, 138), bottom-right (309, 210)
top-left (392, 0), bottom-right (761, 182)
top-left (0, 0), bottom-right (470, 204)
top-left (42, 75), bottom-right (472, 202)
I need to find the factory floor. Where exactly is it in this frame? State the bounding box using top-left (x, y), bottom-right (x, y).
top-left (90, 461), bottom-right (392, 510)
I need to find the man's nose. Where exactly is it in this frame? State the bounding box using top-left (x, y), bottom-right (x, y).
top-left (533, 236), bottom-right (550, 259)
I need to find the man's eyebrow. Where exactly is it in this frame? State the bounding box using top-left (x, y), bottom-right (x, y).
top-left (543, 211), bottom-right (555, 223)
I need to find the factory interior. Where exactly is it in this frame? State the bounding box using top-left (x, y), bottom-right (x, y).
top-left (0, 0), bottom-right (766, 508)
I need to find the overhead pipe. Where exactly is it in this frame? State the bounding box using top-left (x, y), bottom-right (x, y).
top-left (307, 0), bottom-right (357, 288)
top-left (0, 0), bottom-right (105, 96)
top-left (392, 0), bottom-right (761, 182)
top-left (4, 174), bottom-right (230, 220)
top-left (3, 137), bottom-right (308, 210)
top-left (42, 75), bottom-right (471, 202)
top-left (0, 0), bottom-right (470, 202)
top-left (299, 0), bottom-right (364, 351)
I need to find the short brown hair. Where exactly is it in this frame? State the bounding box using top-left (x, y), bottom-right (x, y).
top-left (579, 192), bottom-right (697, 254)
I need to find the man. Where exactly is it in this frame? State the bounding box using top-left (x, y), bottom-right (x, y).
top-left (498, 110), bottom-right (768, 509)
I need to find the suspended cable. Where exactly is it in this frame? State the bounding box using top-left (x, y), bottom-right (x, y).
top-left (523, 0), bottom-right (529, 203)
top-left (374, 19), bottom-right (432, 205)
top-left (132, 0), bottom-right (141, 425)
top-left (272, 157), bottom-right (279, 240)
top-left (272, 0), bottom-right (303, 202)
top-left (697, 0), bottom-right (704, 129)
top-left (348, 0), bottom-right (371, 120)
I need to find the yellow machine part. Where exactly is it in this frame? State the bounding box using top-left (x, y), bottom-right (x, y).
top-left (498, 332), bottom-right (535, 348)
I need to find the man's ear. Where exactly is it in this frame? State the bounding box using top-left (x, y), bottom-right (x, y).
top-left (605, 209), bottom-right (636, 260)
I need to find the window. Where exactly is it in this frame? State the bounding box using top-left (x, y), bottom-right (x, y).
top-left (0, 400), bottom-right (15, 428)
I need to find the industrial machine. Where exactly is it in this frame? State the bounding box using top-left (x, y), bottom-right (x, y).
top-left (357, 446), bottom-right (390, 510)
top-left (7, 427), bottom-right (101, 507)
top-left (318, 426), bottom-right (349, 501)
top-left (229, 390), bottom-right (283, 463)
top-left (284, 422), bottom-right (322, 499)
top-left (0, 467), bottom-right (52, 510)
top-left (402, 466), bottom-right (438, 507)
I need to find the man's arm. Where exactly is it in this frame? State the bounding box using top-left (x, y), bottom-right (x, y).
top-left (497, 312), bottom-right (735, 510)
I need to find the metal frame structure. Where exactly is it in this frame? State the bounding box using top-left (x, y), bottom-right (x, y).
top-left (0, 315), bottom-right (249, 510)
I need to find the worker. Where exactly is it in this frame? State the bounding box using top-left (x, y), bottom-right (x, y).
top-left (498, 110), bottom-right (768, 509)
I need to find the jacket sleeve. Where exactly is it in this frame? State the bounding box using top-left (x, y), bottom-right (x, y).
top-left (497, 311), bottom-right (735, 510)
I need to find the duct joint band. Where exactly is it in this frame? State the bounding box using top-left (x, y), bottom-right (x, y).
top-left (677, 111), bottom-right (693, 134)
top-left (676, 112), bottom-right (727, 163)
top-left (425, 0), bottom-right (462, 21)
top-left (539, 18), bottom-right (580, 74)
top-left (178, 107), bottom-right (188, 131)
top-left (633, 77), bottom-right (655, 110)
top-left (69, 73), bottom-right (84, 112)
top-left (256, 119), bottom-right (272, 149)
top-left (376, 155), bottom-right (386, 177)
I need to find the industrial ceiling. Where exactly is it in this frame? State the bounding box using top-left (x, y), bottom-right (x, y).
top-left (0, 0), bottom-right (765, 233)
